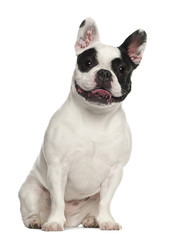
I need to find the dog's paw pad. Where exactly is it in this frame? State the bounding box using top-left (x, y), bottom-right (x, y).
top-left (25, 215), bottom-right (42, 229)
top-left (82, 216), bottom-right (99, 228)
top-left (42, 222), bottom-right (63, 231)
top-left (100, 221), bottom-right (122, 230)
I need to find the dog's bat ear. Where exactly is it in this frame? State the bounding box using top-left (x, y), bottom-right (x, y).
top-left (119, 29), bottom-right (147, 66)
top-left (75, 18), bottom-right (100, 55)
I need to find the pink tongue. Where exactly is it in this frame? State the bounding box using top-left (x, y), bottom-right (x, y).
top-left (91, 89), bottom-right (111, 102)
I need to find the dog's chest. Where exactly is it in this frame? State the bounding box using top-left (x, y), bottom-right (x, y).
top-left (44, 104), bottom-right (131, 200)
top-left (64, 132), bottom-right (126, 200)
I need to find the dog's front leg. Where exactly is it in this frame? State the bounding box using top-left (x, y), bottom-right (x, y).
top-left (97, 163), bottom-right (123, 230)
top-left (42, 162), bottom-right (68, 231)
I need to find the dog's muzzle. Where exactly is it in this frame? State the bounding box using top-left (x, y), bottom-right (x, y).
top-left (75, 69), bottom-right (130, 104)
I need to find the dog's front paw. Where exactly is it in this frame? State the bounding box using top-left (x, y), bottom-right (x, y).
top-left (99, 221), bottom-right (122, 230)
top-left (42, 222), bottom-right (64, 231)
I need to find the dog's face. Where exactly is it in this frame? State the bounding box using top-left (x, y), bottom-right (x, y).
top-left (72, 18), bottom-right (147, 107)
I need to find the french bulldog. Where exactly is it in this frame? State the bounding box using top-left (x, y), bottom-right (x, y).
top-left (19, 18), bottom-right (147, 231)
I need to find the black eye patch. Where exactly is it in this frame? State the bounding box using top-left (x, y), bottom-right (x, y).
top-left (111, 56), bottom-right (134, 97)
top-left (111, 57), bottom-right (133, 85)
top-left (112, 58), bottom-right (127, 75)
top-left (77, 48), bottom-right (98, 72)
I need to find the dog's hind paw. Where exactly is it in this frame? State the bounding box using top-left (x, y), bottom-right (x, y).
top-left (24, 214), bottom-right (42, 229)
top-left (82, 216), bottom-right (99, 228)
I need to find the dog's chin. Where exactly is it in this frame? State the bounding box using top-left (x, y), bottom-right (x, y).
top-left (75, 82), bottom-right (128, 105)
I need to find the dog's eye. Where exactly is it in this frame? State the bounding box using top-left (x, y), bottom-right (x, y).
top-left (119, 67), bottom-right (125, 73)
top-left (84, 60), bottom-right (92, 68)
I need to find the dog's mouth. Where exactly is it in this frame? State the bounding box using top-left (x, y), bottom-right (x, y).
top-left (75, 82), bottom-right (128, 104)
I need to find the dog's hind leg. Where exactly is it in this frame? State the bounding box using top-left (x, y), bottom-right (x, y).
top-left (65, 193), bottom-right (100, 228)
top-left (81, 193), bottom-right (100, 228)
top-left (18, 175), bottom-right (50, 229)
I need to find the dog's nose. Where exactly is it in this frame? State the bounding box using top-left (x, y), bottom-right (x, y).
top-left (97, 69), bottom-right (112, 82)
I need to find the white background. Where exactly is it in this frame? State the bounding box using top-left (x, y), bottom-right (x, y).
top-left (0, 0), bottom-right (172, 239)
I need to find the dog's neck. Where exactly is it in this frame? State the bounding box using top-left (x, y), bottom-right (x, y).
top-left (68, 89), bottom-right (122, 117)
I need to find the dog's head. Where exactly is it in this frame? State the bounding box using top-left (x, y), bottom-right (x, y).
top-left (72, 18), bottom-right (147, 108)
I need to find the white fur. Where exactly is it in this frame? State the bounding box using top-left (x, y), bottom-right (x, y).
top-left (19, 92), bottom-right (131, 230)
top-left (18, 18), bottom-right (134, 231)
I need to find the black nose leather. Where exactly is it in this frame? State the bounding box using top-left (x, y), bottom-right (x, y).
top-left (97, 69), bottom-right (112, 82)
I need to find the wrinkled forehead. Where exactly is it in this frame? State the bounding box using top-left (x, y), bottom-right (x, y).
top-left (95, 43), bottom-right (121, 67)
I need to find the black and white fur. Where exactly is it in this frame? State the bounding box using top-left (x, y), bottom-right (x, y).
top-left (19, 18), bottom-right (147, 231)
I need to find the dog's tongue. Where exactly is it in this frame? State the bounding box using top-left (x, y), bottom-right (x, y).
top-left (91, 89), bottom-right (111, 103)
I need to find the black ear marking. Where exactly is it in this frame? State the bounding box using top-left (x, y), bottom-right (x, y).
top-left (79, 20), bottom-right (86, 28)
top-left (119, 29), bottom-right (147, 66)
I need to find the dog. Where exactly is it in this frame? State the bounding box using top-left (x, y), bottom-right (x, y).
top-left (18, 18), bottom-right (147, 231)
